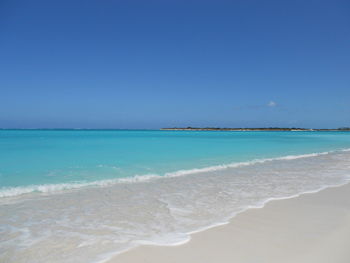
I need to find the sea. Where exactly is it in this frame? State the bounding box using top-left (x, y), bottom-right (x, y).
top-left (1, 129), bottom-right (350, 262)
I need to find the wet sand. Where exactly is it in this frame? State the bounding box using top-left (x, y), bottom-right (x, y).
top-left (110, 183), bottom-right (350, 263)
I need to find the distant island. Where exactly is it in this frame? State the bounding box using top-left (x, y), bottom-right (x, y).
top-left (161, 127), bottom-right (350, 131)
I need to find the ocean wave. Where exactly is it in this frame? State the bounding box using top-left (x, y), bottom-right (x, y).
top-left (2, 147), bottom-right (350, 263)
top-left (0, 175), bottom-right (161, 198)
top-left (1, 148), bottom-right (349, 198)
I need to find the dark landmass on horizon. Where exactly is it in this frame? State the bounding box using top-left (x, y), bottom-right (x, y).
top-left (0, 127), bottom-right (349, 131)
top-left (161, 127), bottom-right (350, 131)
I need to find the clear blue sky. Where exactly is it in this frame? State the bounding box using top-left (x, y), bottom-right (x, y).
top-left (1, 0), bottom-right (349, 128)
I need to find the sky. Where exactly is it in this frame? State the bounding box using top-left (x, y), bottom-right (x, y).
top-left (1, 0), bottom-right (349, 129)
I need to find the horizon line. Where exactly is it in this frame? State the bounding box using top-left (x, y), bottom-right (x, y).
top-left (1, 127), bottom-right (349, 131)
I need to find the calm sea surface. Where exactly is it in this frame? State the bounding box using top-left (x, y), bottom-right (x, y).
top-left (1, 130), bottom-right (350, 262)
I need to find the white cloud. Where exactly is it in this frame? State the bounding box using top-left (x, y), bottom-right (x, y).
top-left (267, 101), bottom-right (277, 107)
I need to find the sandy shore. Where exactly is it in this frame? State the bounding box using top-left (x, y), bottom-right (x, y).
top-left (110, 183), bottom-right (350, 263)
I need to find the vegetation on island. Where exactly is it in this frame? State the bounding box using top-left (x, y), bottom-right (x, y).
top-left (161, 127), bottom-right (350, 131)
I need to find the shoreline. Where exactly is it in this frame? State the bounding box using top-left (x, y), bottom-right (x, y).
top-left (2, 148), bottom-right (349, 199)
top-left (2, 146), bottom-right (350, 263)
top-left (110, 182), bottom-right (350, 263)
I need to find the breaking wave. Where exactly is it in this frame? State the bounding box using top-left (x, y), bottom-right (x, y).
top-left (1, 149), bottom-right (349, 198)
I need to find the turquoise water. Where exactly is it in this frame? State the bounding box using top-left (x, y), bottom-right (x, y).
top-left (1, 130), bottom-right (350, 192)
top-left (2, 130), bottom-right (350, 263)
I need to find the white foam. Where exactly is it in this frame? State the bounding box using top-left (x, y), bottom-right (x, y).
top-left (2, 148), bottom-right (350, 263)
top-left (1, 148), bottom-right (349, 198)
top-left (163, 152), bottom-right (330, 177)
top-left (0, 175), bottom-right (160, 198)
top-left (92, 181), bottom-right (350, 263)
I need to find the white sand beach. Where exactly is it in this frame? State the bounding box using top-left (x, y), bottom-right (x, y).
top-left (110, 183), bottom-right (350, 263)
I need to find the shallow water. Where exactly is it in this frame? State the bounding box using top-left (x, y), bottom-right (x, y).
top-left (1, 130), bottom-right (350, 262)
top-left (1, 130), bottom-right (350, 195)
